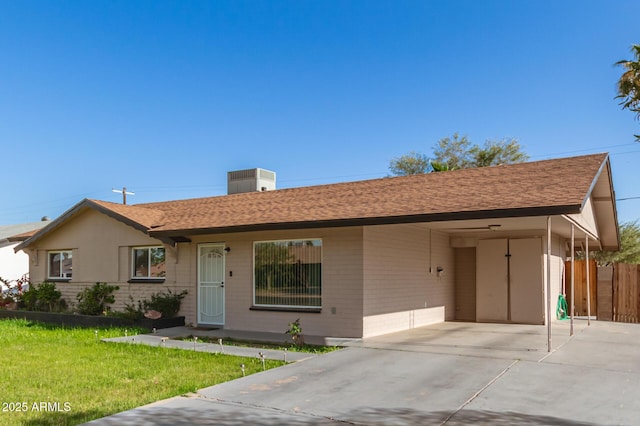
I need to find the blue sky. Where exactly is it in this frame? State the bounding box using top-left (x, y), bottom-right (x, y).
top-left (1, 1), bottom-right (639, 225)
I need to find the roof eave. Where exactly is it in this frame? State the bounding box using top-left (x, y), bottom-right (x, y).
top-left (151, 204), bottom-right (583, 238)
top-left (582, 155), bottom-right (620, 251)
top-left (14, 200), bottom-right (92, 252)
top-left (603, 157), bottom-right (621, 250)
top-left (14, 199), bottom-right (171, 252)
top-left (7, 234), bottom-right (32, 243)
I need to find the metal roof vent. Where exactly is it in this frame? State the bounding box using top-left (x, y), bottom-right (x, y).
top-left (227, 168), bottom-right (276, 194)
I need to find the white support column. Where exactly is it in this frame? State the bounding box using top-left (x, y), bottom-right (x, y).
top-left (570, 224), bottom-right (575, 336)
top-left (547, 216), bottom-right (552, 352)
top-left (586, 236), bottom-right (591, 326)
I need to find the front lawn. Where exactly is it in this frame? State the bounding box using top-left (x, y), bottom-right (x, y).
top-left (179, 335), bottom-right (341, 354)
top-left (0, 319), bottom-right (283, 426)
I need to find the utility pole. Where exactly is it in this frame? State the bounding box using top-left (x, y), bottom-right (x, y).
top-left (112, 187), bottom-right (135, 205)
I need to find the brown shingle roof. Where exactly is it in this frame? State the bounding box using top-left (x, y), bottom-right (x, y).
top-left (16, 153), bottom-right (613, 250)
top-left (89, 200), bottom-right (166, 229)
top-left (6, 229), bottom-right (39, 241)
top-left (136, 153), bottom-right (609, 236)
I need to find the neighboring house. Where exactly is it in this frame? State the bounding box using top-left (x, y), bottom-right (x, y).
top-left (0, 219), bottom-right (50, 289)
top-left (14, 154), bottom-right (619, 339)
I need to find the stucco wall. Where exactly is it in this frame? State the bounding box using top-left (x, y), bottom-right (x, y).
top-left (362, 225), bottom-right (454, 337)
top-left (26, 208), bottom-right (187, 313)
top-left (183, 227), bottom-right (365, 338)
top-left (566, 197), bottom-right (599, 238)
top-left (544, 232), bottom-right (566, 324)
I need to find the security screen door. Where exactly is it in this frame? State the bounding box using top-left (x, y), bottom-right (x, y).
top-left (198, 244), bottom-right (225, 325)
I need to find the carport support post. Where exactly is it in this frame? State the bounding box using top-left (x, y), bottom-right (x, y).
top-left (570, 225), bottom-right (575, 336)
top-left (586, 236), bottom-right (591, 326)
top-left (547, 216), bottom-right (552, 352)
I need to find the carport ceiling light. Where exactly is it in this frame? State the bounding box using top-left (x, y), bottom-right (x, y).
top-left (450, 224), bottom-right (502, 231)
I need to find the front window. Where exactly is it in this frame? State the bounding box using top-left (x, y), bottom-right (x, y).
top-left (132, 247), bottom-right (166, 279)
top-left (254, 239), bottom-right (322, 308)
top-left (48, 251), bottom-right (72, 279)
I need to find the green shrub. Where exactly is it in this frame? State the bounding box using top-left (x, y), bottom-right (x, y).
top-left (17, 282), bottom-right (66, 312)
top-left (117, 296), bottom-right (145, 321)
top-left (18, 286), bottom-right (38, 311)
top-left (76, 282), bottom-right (119, 315)
top-left (285, 318), bottom-right (304, 347)
top-left (143, 289), bottom-right (188, 318)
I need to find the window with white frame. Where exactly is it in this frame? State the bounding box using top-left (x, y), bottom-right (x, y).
top-left (48, 251), bottom-right (72, 279)
top-left (253, 239), bottom-right (322, 308)
top-left (132, 247), bottom-right (166, 279)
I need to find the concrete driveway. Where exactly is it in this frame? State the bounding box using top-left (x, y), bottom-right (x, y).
top-left (87, 320), bottom-right (640, 425)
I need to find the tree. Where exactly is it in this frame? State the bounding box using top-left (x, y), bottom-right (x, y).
top-left (388, 151), bottom-right (431, 176)
top-left (578, 221), bottom-right (640, 266)
top-left (432, 133), bottom-right (473, 169)
top-left (389, 133), bottom-right (528, 176)
top-left (468, 138), bottom-right (529, 167)
top-left (615, 44), bottom-right (640, 141)
top-left (429, 161), bottom-right (451, 172)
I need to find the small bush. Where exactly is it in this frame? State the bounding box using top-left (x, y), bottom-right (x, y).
top-left (18, 286), bottom-right (37, 311)
top-left (114, 289), bottom-right (187, 319)
top-left (285, 318), bottom-right (304, 347)
top-left (143, 289), bottom-right (188, 318)
top-left (117, 296), bottom-right (145, 320)
top-left (17, 281), bottom-right (66, 312)
top-left (76, 282), bottom-right (119, 315)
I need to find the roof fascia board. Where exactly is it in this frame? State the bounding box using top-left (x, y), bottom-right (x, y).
top-left (88, 202), bottom-right (177, 247)
top-left (604, 157), bottom-right (621, 248)
top-left (580, 154), bottom-right (609, 211)
top-left (15, 199), bottom-right (172, 251)
top-left (14, 199), bottom-right (92, 252)
top-left (7, 235), bottom-right (30, 243)
top-left (151, 204), bottom-right (582, 238)
top-left (88, 201), bottom-right (151, 234)
top-left (580, 155), bottom-right (620, 249)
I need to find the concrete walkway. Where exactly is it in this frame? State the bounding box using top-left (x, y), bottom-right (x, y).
top-left (103, 329), bottom-right (315, 362)
top-left (88, 320), bottom-right (640, 425)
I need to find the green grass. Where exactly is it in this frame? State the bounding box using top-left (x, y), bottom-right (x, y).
top-left (179, 335), bottom-right (342, 354)
top-left (0, 319), bottom-right (284, 426)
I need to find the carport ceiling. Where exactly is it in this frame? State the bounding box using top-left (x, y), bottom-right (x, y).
top-left (414, 216), bottom-right (601, 248)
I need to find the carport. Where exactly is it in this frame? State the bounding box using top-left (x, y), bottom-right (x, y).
top-left (426, 155), bottom-right (619, 352)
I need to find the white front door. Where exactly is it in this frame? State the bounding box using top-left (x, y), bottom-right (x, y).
top-left (198, 244), bottom-right (225, 325)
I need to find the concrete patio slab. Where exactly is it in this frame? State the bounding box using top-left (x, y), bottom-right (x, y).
top-left (543, 321), bottom-right (640, 373)
top-left (452, 358), bottom-right (639, 426)
top-left (346, 319), bottom-right (590, 361)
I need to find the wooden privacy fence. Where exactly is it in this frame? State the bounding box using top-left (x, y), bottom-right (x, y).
top-left (565, 261), bottom-right (640, 323)
top-left (564, 260), bottom-right (597, 317)
top-left (612, 264), bottom-right (640, 323)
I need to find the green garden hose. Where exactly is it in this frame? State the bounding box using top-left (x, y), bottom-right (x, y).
top-left (556, 294), bottom-right (569, 320)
